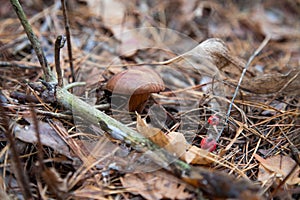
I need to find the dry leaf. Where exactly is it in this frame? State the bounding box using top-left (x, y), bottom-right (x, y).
top-left (41, 168), bottom-right (69, 195)
top-left (87, 0), bottom-right (125, 23)
top-left (137, 114), bottom-right (190, 158)
top-left (249, 7), bottom-right (300, 40)
top-left (87, 0), bottom-right (141, 57)
top-left (121, 170), bottom-right (193, 200)
top-left (165, 131), bottom-right (189, 157)
top-left (136, 114), bottom-right (169, 148)
top-left (72, 185), bottom-right (117, 199)
top-left (236, 69), bottom-right (300, 95)
top-left (184, 145), bottom-right (214, 165)
top-left (14, 117), bottom-right (71, 158)
top-left (255, 154), bottom-right (300, 185)
top-left (137, 114), bottom-right (216, 164)
top-left (171, 38), bottom-right (248, 75)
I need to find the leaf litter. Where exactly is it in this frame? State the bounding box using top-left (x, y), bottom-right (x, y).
top-left (0, 0), bottom-right (300, 199)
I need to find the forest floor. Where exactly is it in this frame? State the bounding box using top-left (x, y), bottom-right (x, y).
top-left (0, 0), bottom-right (299, 199)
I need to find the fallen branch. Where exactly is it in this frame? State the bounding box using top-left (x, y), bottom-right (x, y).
top-left (56, 86), bottom-right (259, 198)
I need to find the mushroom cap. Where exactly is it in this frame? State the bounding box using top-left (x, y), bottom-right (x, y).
top-left (106, 67), bottom-right (165, 95)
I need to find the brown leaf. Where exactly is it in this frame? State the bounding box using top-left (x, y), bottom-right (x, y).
top-left (137, 114), bottom-right (189, 158)
top-left (249, 7), bottom-right (300, 40)
top-left (72, 185), bottom-right (118, 199)
top-left (229, 69), bottom-right (300, 95)
top-left (41, 168), bottom-right (69, 196)
top-left (87, 0), bottom-right (141, 57)
top-left (255, 154), bottom-right (300, 185)
top-left (14, 117), bottom-right (71, 158)
top-left (121, 170), bottom-right (193, 200)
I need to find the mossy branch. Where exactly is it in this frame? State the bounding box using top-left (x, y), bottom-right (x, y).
top-left (55, 87), bottom-right (259, 198)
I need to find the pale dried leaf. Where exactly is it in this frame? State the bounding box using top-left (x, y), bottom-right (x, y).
top-left (136, 114), bottom-right (169, 148)
top-left (257, 164), bottom-right (276, 187)
top-left (87, 0), bottom-right (125, 24)
top-left (184, 145), bottom-right (214, 165)
top-left (165, 131), bottom-right (189, 157)
top-left (178, 38), bottom-right (248, 76)
top-left (255, 154), bottom-right (300, 185)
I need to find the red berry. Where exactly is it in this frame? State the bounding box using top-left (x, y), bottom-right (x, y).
top-left (200, 137), bottom-right (217, 152)
top-left (208, 115), bottom-right (219, 126)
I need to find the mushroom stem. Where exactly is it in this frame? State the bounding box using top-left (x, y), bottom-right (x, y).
top-left (129, 93), bottom-right (150, 113)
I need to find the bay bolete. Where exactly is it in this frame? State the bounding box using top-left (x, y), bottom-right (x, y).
top-left (105, 67), bottom-right (165, 113)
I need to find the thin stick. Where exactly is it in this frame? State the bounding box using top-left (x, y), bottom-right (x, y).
top-left (0, 61), bottom-right (40, 69)
top-left (10, 0), bottom-right (53, 82)
top-left (29, 105), bottom-right (44, 165)
top-left (61, 0), bottom-right (75, 83)
top-left (55, 35), bottom-right (66, 87)
top-left (221, 36), bottom-right (271, 134)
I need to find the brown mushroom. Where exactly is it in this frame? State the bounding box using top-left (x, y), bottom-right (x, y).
top-left (105, 67), bottom-right (165, 113)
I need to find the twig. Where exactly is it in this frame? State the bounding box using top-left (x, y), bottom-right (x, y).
top-left (221, 36), bottom-right (271, 134)
top-left (29, 105), bottom-right (45, 169)
top-left (61, 0), bottom-right (75, 83)
top-left (63, 82), bottom-right (86, 90)
top-left (0, 61), bottom-right (41, 69)
top-left (0, 103), bottom-right (33, 199)
top-left (55, 35), bottom-right (66, 87)
top-left (9, 0), bottom-right (54, 82)
top-left (36, 109), bottom-right (73, 120)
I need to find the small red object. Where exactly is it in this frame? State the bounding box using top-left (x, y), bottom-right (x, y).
top-left (208, 115), bottom-right (220, 126)
top-left (200, 137), bottom-right (217, 152)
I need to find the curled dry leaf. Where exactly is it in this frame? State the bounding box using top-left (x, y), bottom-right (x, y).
top-left (255, 154), bottom-right (300, 185)
top-left (170, 38), bottom-right (300, 96)
top-left (136, 114), bottom-right (169, 148)
top-left (235, 69), bottom-right (300, 95)
top-left (165, 131), bottom-right (189, 158)
top-left (166, 38), bottom-right (250, 77)
top-left (136, 114), bottom-right (215, 165)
